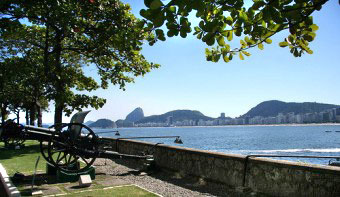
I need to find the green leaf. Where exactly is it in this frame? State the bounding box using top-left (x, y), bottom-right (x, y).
top-left (239, 52), bottom-right (244, 60)
top-left (153, 15), bottom-right (165, 27)
top-left (217, 36), bottom-right (225, 46)
top-left (242, 51), bottom-right (251, 56)
top-left (197, 32), bottom-right (203, 39)
top-left (303, 34), bottom-right (313, 42)
top-left (227, 31), bottom-right (233, 41)
top-left (144, 0), bottom-right (153, 8)
top-left (234, 28), bottom-right (242, 37)
top-left (225, 44), bottom-right (230, 52)
top-left (229, 54), bottom-right (233, 60)
top-left (262, 7), bottom-right (271, 21)
top-left (180, 29), bottom-right (187, 38)
top-left (221, 30), bottom-right (229, 37)
top-left (167, 30), bottom-right (174, 37)
top-left (288, 35), bottom-right (295, 43)
top-left (270, 7), bottom-right (282, 23)
top-left (206, 37), bottom-right (215, 46)
top-left (252, 0), bottom-right (266, 10)
top-left (279, 41), bottom-right (288, 47)
top-left (223, 53), bottom-right (230, 63)
top-left (205, 48), bottom-right (212, 56)
top-left (213, 54), bottom-right (221, 62)
top-left (150, 0), bottom-right (163, 9)
top-left (258, 43), bottom-right (264, 50)
top-left (155, 29), bottom-right (165, 41)
top-left (225, 16), bottom-right (233, 26)
top-left (306, 49), bottom-right (313, 54)
top-left (264, 38), bottom-right (272, 44)
top-left (202, 32), bottom-right (214, 42)
top-left (168, 6), bottom-right (176, 13)
top-left (293, 48), bottom-right (299, 57)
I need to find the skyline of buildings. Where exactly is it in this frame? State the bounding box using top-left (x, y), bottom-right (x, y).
top-left (133, 108), bottom-right (340, 127)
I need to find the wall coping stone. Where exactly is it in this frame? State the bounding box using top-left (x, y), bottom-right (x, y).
top-left (118, 139), bottom-right (246, 161)
top-left (249, 156), bottom-right (340, 174)
top-left (117, 138), bottom-right (340, 174)
top-left (0, 163), bottom-right (20, 197)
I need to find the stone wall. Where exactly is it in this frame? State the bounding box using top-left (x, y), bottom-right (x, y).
top-left (109, 138), bottom-right (340, 196)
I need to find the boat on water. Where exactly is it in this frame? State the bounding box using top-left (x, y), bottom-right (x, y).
top-left (325, 130), bottom-right (332, 132)
top-left (335, 131), bottom-right (340, 132)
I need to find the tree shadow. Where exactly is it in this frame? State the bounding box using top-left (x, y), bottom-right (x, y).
top-left (0, 143), bottom-right (41, 160)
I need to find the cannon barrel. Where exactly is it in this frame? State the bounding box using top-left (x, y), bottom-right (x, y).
top-left (25, 125), bottom-right (55, 134)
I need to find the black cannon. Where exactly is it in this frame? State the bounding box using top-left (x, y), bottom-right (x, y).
top-left (0, 111), bottom-right (183, 173)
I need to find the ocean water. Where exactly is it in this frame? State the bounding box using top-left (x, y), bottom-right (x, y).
top-left (94, 125), bottom-right (340, 165)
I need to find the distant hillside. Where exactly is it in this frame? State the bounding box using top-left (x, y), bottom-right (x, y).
top-left (242, 100), bottom-right (339, 118)
top-left (137, 110), bottom-right (213, 123)
top-left (89, 119), bottom-right (117, 128)
top-left (125, 107), bottom-right (144, 122)
top-left (84, 120), bottom-right (94, 126)
top-left (116, 119), bottom-right (134, 128)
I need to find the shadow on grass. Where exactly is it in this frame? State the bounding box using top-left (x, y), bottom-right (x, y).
top-left (12, 173), bottom-right (59, 196)
top-left (0, 143), bottom-right (41, 161)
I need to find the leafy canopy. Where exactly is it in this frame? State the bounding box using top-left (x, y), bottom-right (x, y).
top-left (0, 0), bottom-right (159, 119)
top-left (140, 0), bottom-right (329, 62)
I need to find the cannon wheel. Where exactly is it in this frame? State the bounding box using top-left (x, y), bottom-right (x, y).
top-left (39, 124), bottom-right (74, 164)
top-left (47, 123), bottom-right (99, 173)
top-left (4, 137), bottom-right (25, 148)
top-left (1, 121), bottom-right (26, 148)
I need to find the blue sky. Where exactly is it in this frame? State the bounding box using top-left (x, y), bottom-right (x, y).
top-left (38, 1), bottom-right (340, 123)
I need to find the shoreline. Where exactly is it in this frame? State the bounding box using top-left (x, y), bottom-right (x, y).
top-left (119, 123), bottom-right (340, 129)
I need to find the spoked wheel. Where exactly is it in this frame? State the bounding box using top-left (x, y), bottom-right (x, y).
top-left (1, 121), bottom-right (25, 148)
top-left (40, 140), bottom-right (51, 163)
top-left (40, 140), bottom-right (68, 165)
top-left (40, 124), bottom-right (72, 164)
top-left (47, 123), bottom-right (99, 173)
top-left (4, 137), bottom-right (25, 148)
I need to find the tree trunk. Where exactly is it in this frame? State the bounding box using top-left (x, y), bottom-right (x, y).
top-left (37, 105), bottom-right (42, 127)
top-left (1, 103), bottom-right (8, 124)
top-left (53, 31), bottom-right (64, 126)
top-left (25, 109), bottom-right (29, 125)
top-left (16, 110), bottom-right (20, 124)
top-left (29, 105), bottom-right (36, 126)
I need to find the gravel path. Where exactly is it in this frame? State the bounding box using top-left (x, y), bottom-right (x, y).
top-left (92, 158), bottom-right (237, 197)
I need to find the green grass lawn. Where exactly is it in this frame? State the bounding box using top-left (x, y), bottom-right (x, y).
top-left (65, 185), bottom-right (158, 197)
top-left (0, 140), bottom-right (46, 176)
top-left (0, 141), bottom-right (158, 196)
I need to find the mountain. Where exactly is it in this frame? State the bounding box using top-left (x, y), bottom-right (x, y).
top-left (116, 119), bottom-right (134, 128)
top-left (125, 107), bottom-right (144, 122)
top-left (137, 110), bottom-right (213, 123)
top-left (84, 120), bottom-right (94, 126)
top-left (88, 119), bottom-right (117, 128)
top-left (242, 100), bottom-right (339, 118)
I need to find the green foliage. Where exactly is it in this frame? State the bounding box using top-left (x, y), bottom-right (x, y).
top-left (0, 0), bottom-right (159, 123)
top-left (140, 0), bottom-right (329, 63)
